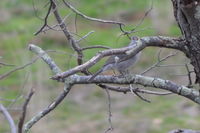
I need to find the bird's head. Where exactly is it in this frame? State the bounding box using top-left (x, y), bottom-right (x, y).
top-left (128, 36), bottom-right (139, 46)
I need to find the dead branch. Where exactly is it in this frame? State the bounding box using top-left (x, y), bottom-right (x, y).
top-left (18, 89), bottom-right (34, 133)
top-left (29, 44), bottom-right (200, 104)
top-left (81, 45), bottom-right (111, 51)
top-left (0, 104), bottom-right (16, 133)
top-left (51, 36), bottom-right (186, 80)
top-left (76, 31), bottom-right (95, 43)
top-left (141, 50), bottom-right (178, 75)
top-left (62, 0), bottom-right (124, 25)
top-left (104, 88), bottom-right (113, 133)
top-left (98, 84), bottom-right (172, 95)
top-left (24, 44), bottom-right (72, 133)
top-left (24, 83), bottom-right (72, 133)
top-left (120, 0), bottom-right (153, 36)
top-left (25, 43), bottom-right (200, 133)
top-left (0, 62), bottom-right (15, 67)
top-left (51, 0), bottom-right (84, 66)
top-left (70, 74), bottom-right (200, 104)
top-left (0, 56), bottom-right (40, 80)
top-left (34, 1), bottom-right (53, 35)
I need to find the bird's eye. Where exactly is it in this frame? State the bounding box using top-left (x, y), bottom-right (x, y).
top-left (132, 36), bottom-right (138, 40)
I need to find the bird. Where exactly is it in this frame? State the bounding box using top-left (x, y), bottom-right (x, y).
top-left (89, 36), bottom-right (141, 80)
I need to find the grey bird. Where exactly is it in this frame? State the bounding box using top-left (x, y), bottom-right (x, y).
top-left (89, 36), bottom-right (141, 80)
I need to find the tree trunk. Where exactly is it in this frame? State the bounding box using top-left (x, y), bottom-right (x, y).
top-left (172, 0), bottom-right (200, 84)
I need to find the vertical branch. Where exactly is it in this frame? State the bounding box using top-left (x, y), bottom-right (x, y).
top-left (18, 89), bottom-right (34, 133)
top-left (104, 88), bottom-right (113, 133)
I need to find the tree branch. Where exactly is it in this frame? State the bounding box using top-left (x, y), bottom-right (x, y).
top-left (0, 56), bottom-right (40, 80)
top-left (28, 44), bottom-right (62, 74)
top-left (24, 83), bottom-right (72, 133)
top-left (25, 43), bottom-right (73, 132)
top-left (51, 0), bottom-right (84, 66)
top-left (62, 0), bottom-right (124, 25)
top-left (28, 44), bottom-right (199, 104)
top-left (52, 36), bottom-right (186, 80)
top-left (18, 89), bottom-right (34, 133)
top-left (67, 74), bottom-right (200, 104)
top-left (0, 104), bottom-right (16, 133)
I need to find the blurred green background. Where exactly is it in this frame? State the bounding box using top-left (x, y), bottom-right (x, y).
top-left (0, 0), bottom-right (200, 133)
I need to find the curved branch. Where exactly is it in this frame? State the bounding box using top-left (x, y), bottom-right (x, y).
top-left (29, 44), bottom-right (198, 104)
top-left (52, 45), bottom-right (133, 80)
top-left (25, 43), bottom-right (73, 133)
top-left (52, 36), bottom-right (186, 80)
top-left (141, 36), bottom-right (186, 51)
top-left (28, 44), bottom-right (62, 74)
top-left (27, 44), bottom-right (200, 132)
top-left (0, 56), bottom-right (40, 80)
top-left (62, 0), bottom-right (124, 25)
top-left (81, 45), bottom-right (111, 51)
top-left (0, 104), bottom-right (16, 133)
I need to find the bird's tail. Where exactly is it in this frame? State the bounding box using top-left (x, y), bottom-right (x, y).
top-left (88, 69), bottom-right (104, 81)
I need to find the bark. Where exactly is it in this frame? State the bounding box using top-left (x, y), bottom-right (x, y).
top-left (172, 0), bottom-right (200, 83)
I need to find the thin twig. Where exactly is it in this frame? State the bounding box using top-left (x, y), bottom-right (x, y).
top-left (99, 84), bottom-right (173, 95)
top-left (141, 50), bottom-right (178, 75)
top-left (0, 56), bottom-right (40, 80)
top-left (62, 0), bottom-right (123, 25)
top-left (158, 64), bottom-right (186, 67)
top-left (0, 97), bottom-right (16, 102)
top-left (32, 0), bottom-right (44, 21)
top-left (81, 45), bottom-right (111, 51)
top-left (34, 1), bottom-right (53, 35)
top-left (104, 88), bottom-right (113, 133)
top-left (119, 0), bottom-right (153, 36)
top-left (74, 13), bottom-right (78, 33)
top-left (76, 31), bottom-right (95, 43)
top-left (130, 85), bottom-right (151, 103)
top-left (0, 62), bottom-right (15, 67)
top-left (18, 89), bottom-right (34, 133)
top-left (129, 0), bottom-right (153, 32)
top-left (0, 104), bottom-right (16, 133)
top-left (41, 13), bottom-right (72, 33)
top-left (8, 73), bottom-right (30, 109)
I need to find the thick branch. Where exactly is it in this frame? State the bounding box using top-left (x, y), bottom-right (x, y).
top-left (68, 74), bottom-right (200, 104)
top-left (25, 44), bottom-right (73, 133)
top-left (24, 83), bottom-right (72, 133)
top-left (141, 36), bottom-right (186, 51)
top-left (26, 43), bottom-right (200, 133)
top-left (28, 44), bottom-right (62, 74)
